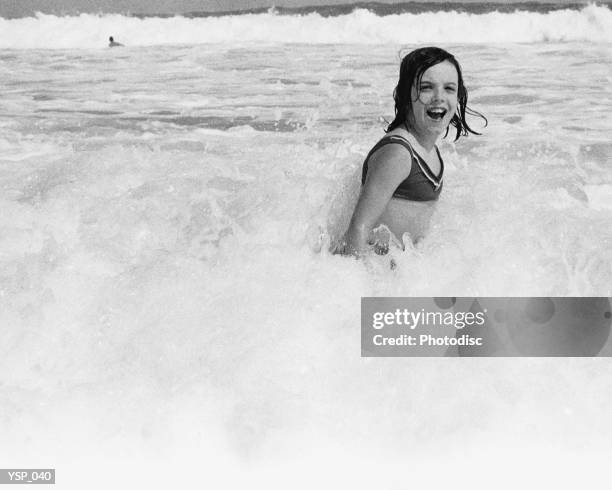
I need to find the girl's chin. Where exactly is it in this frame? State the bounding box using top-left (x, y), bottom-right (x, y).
top-left (424, 125), bottom-right (448, 137)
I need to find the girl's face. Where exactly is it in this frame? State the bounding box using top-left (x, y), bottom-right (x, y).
top-left (408, 60), bottom-right (459, 138)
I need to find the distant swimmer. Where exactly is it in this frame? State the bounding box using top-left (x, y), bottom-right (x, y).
top-left (108, 36), bottom-right (124, 47)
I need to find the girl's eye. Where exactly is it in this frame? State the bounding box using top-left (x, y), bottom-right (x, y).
top-left (446, 86), bottom-right (457, 92)
top-left (419, 85), bottom-right (432, 91)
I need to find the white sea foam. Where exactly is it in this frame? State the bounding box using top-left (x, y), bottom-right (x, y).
top-left (0, 4), bottom-right (611, 49)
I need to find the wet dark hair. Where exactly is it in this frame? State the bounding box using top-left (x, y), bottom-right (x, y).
top-left (386, 46), bottom-right (487, 141)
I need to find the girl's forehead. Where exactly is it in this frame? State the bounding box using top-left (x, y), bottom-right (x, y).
top-left (420, 61), bottom-right (459, 81)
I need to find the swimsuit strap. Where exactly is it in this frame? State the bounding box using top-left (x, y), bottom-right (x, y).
top-left (374, 134), bottom-right (444, 189)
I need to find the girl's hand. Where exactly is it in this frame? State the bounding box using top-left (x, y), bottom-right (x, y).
top-left (330, 236), bottom-right (360, 257)
top-left (373, 241), bottom-right (389, 255)
top-left (330, 237), bottom-right (349, 256)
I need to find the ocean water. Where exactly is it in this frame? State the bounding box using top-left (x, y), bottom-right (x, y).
top-left (1, 3), bottom-right (612, 488)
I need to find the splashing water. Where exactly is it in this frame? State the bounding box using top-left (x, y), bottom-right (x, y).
top-left (1, 27), bottom-right (611, 490)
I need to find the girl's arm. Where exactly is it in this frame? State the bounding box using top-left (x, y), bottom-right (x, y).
top-left (335, 144), bottom-right (412, 256)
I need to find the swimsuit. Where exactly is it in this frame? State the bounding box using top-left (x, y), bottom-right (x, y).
top-left (361, 134), bottom-right (444, 201)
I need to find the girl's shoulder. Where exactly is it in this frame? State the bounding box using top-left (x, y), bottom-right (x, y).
top-left (381, 127), bottom-right (410, 141)
top-left (369, 129), bottom-right (415, 160)
top-left (363, 131), bottom-right (414, 180)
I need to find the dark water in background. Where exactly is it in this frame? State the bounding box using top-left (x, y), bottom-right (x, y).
top-left (178, 1), bottom-right (612, 18)
top-left (2, 0), bottom-right (612, 18)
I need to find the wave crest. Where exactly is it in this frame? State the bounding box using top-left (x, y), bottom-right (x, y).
top-left (0, 4), bottom-right (611, 48)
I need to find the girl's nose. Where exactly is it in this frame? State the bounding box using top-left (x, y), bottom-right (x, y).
top-left (431, 87), bottom-right (444, 102)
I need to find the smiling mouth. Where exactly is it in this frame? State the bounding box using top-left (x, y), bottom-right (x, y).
top-left (426, 108), bottom-right (447, 121)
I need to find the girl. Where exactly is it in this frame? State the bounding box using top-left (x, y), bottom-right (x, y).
top-left (334, 47), bottom-right (486, 256)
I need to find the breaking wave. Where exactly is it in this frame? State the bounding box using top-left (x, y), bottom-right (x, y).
top-left (0, 4), bottom-right (611, 48)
